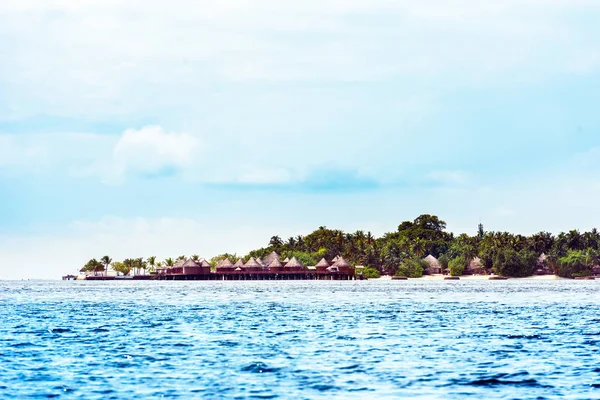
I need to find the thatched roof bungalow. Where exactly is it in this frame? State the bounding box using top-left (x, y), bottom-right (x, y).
top-left (315, 258), bottom-right (330, 273)
top-left (216, 258), bottom-right (234, 273)
top-left (268, 258), bottom-right (284, 273)
top-left (182, 258), bottom-right (210, 275)
top-left (244, 257), bottom-right (263, 273)
top-left (465, 257), bottom-right (484, 275)
top-left (263, 251), bottom-right (280, 266)
top-left (285, 257), bottom-right (304, 272)
top-left (423, 255), bottom-right (442, 275)
top-left (332, 256), bottom-right (351, 273)
top-left (233, 258), bottom-right (244, 268)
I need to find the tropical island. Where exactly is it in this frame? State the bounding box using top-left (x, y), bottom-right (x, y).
top-left (73, 214), bottom-right (600, 280)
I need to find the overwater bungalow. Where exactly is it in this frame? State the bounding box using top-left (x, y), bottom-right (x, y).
top-left (181, 258), bottom-right (210, 275)
top-left (263, 251), bottom-right (280, 266)
top-left (423, 255), bottom-right (442, 275)
top-left (285, 256), bottom-right (304, 272)
top-left (268, 258), bottom-right (284, 273)
top-left (315, 258), bottom-right (330, 273)
top-left (332, 256), bottom-right (351, 274)
top-left (256, 257), bottom-right (265, 267)
top-left (233, 258), bottom-right (245, 269)
top-left (244, 257), bottom-right (264, 273)
top-left (215, 258), bottom-right (234, 273)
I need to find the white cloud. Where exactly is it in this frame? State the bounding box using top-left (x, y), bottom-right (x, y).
top-left (1, 0), bottom-right (599, 120)
top-left (111, 125), bottom-right (199, 177)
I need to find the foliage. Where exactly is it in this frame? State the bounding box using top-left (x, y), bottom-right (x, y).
top-left (492, 248), bottom-right (537, 277)
top-left (362, 267), bottom-right (381, 279)
top-left (556, 249), bottom-right (596, 278)
top-left (395, 257), bottom-right (424, 278)
top-left (90, 213), bottom-right (600, 279)
top-left (449, 256), bottom-right (467, 276)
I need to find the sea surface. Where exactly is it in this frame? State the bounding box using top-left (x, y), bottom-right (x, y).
top-left (0, 280), bottom-right (599, 399)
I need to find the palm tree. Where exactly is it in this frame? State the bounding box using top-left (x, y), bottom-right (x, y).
top-left (100, 255), bottom-right (112, 277)
top-left (147, 256), bottom-right (157, 273)
top-left (191, 254), bottom-right (200, 261)
top-left (164, 258), bottom-right (175, 267)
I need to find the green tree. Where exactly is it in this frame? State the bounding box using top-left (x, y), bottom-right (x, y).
top-left (147, 256), bottom-right (157, 273)
top-left (100, 256), bottom-right (112, 276)
top-left (449, 256), bottom-right (468, 276)
top-left (395, 257), bottom-right (424, 278)
top-left (492, 248), bottom-right (537, 277)
top-left (362, 267), bottom-right (381, 279)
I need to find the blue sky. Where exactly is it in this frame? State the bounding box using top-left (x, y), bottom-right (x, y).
top-left (1, 1), bottom-right (600, 278)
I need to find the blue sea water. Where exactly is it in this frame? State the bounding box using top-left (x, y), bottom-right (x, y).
top-left (0, 280), bottom-right (599, 399)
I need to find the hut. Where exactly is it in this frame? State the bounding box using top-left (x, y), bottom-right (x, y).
top-left (268, 258), bottom-right (284, 273)
top-left (172, 259), bottom-right (185, 274)
top-left (285, 256), bottom-right (304, 272)
top-left (282, 257), bottom-right (290, 265)
top-left (256, 257), bottom-right (265, 267)
top-left (315, 258), bottom-right (330, 273)
top-left (536, 253), bottom-right (552, 275)
top-left (422, 255), bottom-right (442, 275)
top-left (332, 256), bottom-right (351, 274)
top-left (233, 258), bottom-right (245, 269)
top-left (465, 257), bottom-right (484, 275)
top-left (331, 255), bottom-right (340, 265)
top-left (244, 257), bottom-right (263, 273)
top-left (216, 258), bottom-right (234, 273)
top-left (263, 251), bottom-right (280, 266)
top-left (182, 258), bottom-right (207, 275)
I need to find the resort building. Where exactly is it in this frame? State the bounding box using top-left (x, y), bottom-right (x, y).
top-left (422, 255), bottom-right (442, 274)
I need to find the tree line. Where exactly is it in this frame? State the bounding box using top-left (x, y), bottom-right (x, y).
top-left (82, 214), bottom-right (600, 278)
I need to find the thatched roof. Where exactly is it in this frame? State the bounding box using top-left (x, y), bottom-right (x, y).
top-left (282, 257), bottom-right (290, 263)
top-left (469, 257), bottom-right (483, 269)
top-left (233, 258), bottom-right (244, 268)
top-left (182, 259), bottom-right (199, 268)
top-left (263, 251), bottom-right (280, 265)
top-left (219, 258), bottom-right (234, 268)
top-left (173, 259), bottom-right (185, 268)
top-left (200, 259), bottom-right (211, 267)
top-left (268, 259), bottom-right (283, 268)
top-left (333, 256), bottom-right (351, 268)
top-left (423, 255), bottom-right (441, 268)
top-left (315, 258), bottom-right (330, 268)
top-left (244, 257), bottom-right (263, 268)
top-left (256, 257), bottom-right (264, 266)
top-left (331, 256), bottom-right (340, 263)
top-left (285, 256), bottom-right (304, 268)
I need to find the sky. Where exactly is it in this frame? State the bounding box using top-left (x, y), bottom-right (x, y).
top-left (1, 0), bottom-right (600, 279)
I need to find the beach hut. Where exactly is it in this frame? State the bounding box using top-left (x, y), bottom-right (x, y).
top-left (536, 253), bottom-right (552, 275)
top-left (465, 257), bottom-right (484, 275)
top-left (285, 256), bottom-right (304, 272)
top-left (332, 256), bottom-right (351, 274)
top-left (216, 258), bottom-right (234, 273)
top-left (268, 258), bottom-right (284, 273)
top-left (256, 257), bottom-right (265, 267)
top-left (244, 257), bottom-right (263, 273)
top-left (315, 258), bottom-right (330, 273)
top-left (422, 255), bottom-right (442, 275)
top-left (233, 258), bottom-right (244, 269)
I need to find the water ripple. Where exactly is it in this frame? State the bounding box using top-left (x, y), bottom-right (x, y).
top-left (0, 280), bottom-right (598, 398)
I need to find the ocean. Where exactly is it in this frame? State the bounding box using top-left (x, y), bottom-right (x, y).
top-left (1, 280), bottom-right (598, 399)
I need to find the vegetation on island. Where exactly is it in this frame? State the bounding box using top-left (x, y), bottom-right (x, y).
top-left (82, 214), bottom-right (600, 278)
